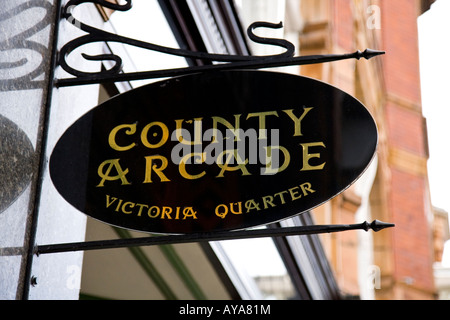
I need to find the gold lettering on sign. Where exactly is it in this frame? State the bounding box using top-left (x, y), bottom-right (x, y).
top-left (214, 182), bottom-right (316, 219)
top-left (282, 107), bottom-right (313, 137)
top-left (246, 111), bottom-right (279, 139)
top-left (97, 159), bottom-right (131, 187)
top-left (212, 115), bottom-right (241, 142)
top-left (141, 122), bottom-right (169, 149)
top-left (179, 152), bottom-right (206, 180)
top-left (108, 123), bottom-right (137, 151)
top-left (175, 118), bottom-right (203, 145)
top-left (97, 106), bottom-right (328, 186)
top-left (143, 155), bottom-right (170, 183)
top-left (300, 142), bottom-right (326, 171)
top-left (216, 149), bottom-right (251, 178)
top-left (105, 194), bottom-right (198, 220)
top-left (262, 145), bottom-right (291, 175)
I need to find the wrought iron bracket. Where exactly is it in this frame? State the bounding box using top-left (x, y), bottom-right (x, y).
top-left (18, 0), bottom-right (392, 299)
top-left (35, 0), bottom-right (394, 255)
top-left (35, 220), bottom-right (394, 255)
top-left (56, 0), bottom-right (385, 87)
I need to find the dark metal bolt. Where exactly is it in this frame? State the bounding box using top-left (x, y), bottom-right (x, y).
top-left (30, 276), bottom-right (37, 287)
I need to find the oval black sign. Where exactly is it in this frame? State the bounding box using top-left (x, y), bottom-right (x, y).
top-left (50, 71), bottom-right (377, 234)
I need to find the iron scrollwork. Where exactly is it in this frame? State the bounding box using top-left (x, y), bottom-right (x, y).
top-left (57, 0), bottom-right (384, 87)
top-left (0, 0), bottom-right (55, 91)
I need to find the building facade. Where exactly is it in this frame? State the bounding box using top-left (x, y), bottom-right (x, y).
top-left (0, 0), bottom-right (445, 300)
top-left (297, 0), bottom-right (439, 300)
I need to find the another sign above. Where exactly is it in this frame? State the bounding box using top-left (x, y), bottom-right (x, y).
top-left (49, 71), bottom-right (378, 234)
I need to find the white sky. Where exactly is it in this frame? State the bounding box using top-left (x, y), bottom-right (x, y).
top-left (418, 0), bottom-right (450, 216)
top-left (418, 0), bottom-right (450, 266)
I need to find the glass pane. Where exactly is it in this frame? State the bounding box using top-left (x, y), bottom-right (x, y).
top-left (107, 0), bottom-right (188, 87)
top-left (218, 237), bottom-right (296, 300)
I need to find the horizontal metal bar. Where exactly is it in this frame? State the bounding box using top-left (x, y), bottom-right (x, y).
top-left (35, 220), bottom-right (394, 255)
top-left (55, 49), bottom-right (385, 87)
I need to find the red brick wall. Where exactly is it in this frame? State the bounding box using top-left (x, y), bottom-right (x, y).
top-left (330, 0), bottom-right (435, 298)
top-left (390, 168), bottom-right (434, 293)
top-left (380, 0), bottom-right (422, 103)
top-left (385, 102), bottom-right (427, 157)
top-left (333, 0), bottom-right (354, 50)
top-left (380, 0), bottom-right (434, 296)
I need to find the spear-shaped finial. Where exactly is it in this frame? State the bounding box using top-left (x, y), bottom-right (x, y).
top-left (361, 220), bottom-right (395, 232)
top-left (355, 48), bottom-right (386, 60)
top-left (370, 220), bottom-right (396, 232)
